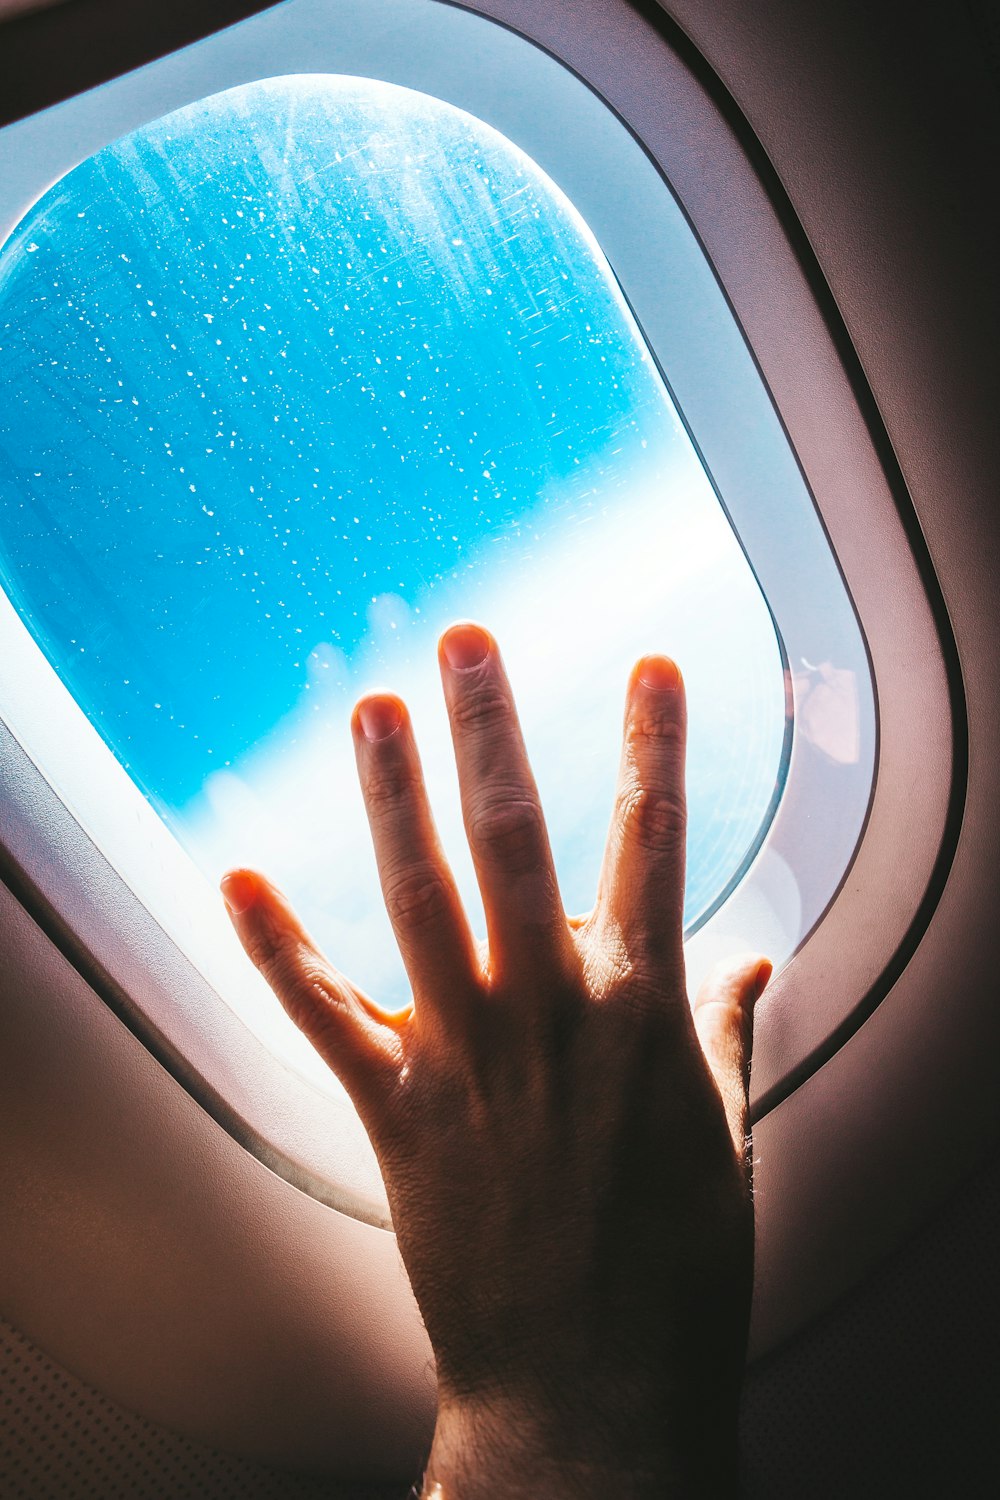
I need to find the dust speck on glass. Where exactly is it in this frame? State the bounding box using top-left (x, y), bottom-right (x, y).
top-left (0, 76), bottom-right (787, 1008)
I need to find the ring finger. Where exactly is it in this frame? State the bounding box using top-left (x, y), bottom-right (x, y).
top-left (596, 654), bottom-right (688, 984)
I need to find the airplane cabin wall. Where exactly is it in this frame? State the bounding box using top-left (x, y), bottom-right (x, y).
top-left (2, 0), bottom-right (999, 1495)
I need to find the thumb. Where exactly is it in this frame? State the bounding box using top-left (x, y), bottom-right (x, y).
top-left (692, 953), bottom-right (772, 1162)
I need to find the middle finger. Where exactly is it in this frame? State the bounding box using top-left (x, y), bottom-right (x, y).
top-left (438, 622), bottom-right (574, 988)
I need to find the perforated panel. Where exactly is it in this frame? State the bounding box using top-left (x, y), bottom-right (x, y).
top-left (739, 1154), bottom-right (1000, 1498)
top-left (0, 1318), bottom-right (405, 1499)
top-left (6, 1155), bottom-right (999, 1500)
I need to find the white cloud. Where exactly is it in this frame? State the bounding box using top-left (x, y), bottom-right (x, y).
top-left (177, 450), bottom-right (785, 1049)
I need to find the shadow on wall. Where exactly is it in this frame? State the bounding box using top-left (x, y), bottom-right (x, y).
top-left (739, 1151), bottom-right (1000, 1499)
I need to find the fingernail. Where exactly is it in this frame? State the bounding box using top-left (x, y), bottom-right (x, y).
top-left (638, 655), bottom-right (681, 691)
top-left (357, 695), bottom-right (402, 741)
top-left (753, 959), bottom-right (773, 1002)
top-left (221, 871), bottom-right (256, 916)
top-left (442, 622), bottom-right (490, 670)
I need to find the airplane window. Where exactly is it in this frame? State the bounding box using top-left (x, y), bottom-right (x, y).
top-left (0, 74), bottom-right (788, 1023)
top-left (0, 0), bottom-right (879, 1130)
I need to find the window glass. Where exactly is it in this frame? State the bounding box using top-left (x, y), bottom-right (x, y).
top-left (0, 75), bottom-right (787, 1012)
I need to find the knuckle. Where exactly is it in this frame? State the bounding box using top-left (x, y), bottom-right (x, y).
top-left (383, 861), bottom-right (454, 933)
top-left (279, 956), bottom-right (353, 1047)
top-left (363, 762), bottom-right (423, 813)
top-left (241, 920), bottom-right (362, 1060)
top-left (280, 963), bottom-right (337, 1035)
top-left (467, 795), bottom-right (546, 871)
top-left (449, 686), bottom-right (514, 737)
top-left (246, 922), bottom-right (309, 996)
top-left (617, 783), bottom-right (687, 857)
top-left (243, 920), bottom-right (285, 978)
top-left (627, 711), bottom-right (686, 753)
top-left (466, 792), bottom-right (540, 866)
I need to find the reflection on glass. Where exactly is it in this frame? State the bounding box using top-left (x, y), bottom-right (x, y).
top-left (0, 76), bottom-right (787, 1011)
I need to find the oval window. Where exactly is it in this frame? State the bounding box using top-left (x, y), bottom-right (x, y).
top-left (0, 75), bottom-right (786, 1037)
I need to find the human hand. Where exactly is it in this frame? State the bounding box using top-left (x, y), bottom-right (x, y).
top-left (221, 622), bottom-right (770, 1499)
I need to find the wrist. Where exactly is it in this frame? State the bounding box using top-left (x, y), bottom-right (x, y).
top-left (422, 1390), bottom-right (739, 1500)
top-left (423, 1402), bottom-right (667, 1500)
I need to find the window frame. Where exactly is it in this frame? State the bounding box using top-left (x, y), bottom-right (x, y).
top-left (0, 0), bottom-right (960, 1222)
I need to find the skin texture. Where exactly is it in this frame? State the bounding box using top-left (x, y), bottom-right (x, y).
top-left (221, 622), bottom-right (770, 1498)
